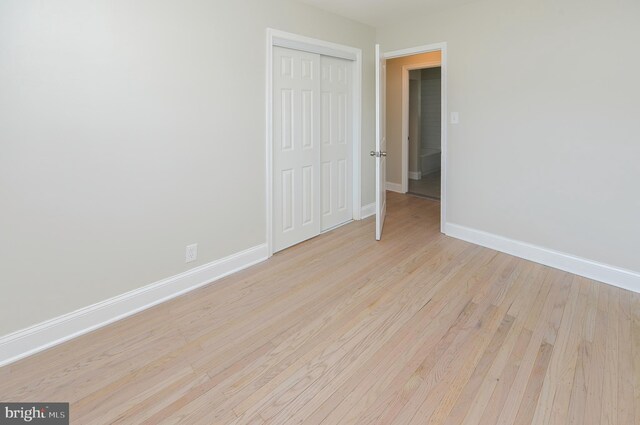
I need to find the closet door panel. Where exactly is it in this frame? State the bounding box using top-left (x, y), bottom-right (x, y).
top-left (273, 47), bottom-right (321, 252)
top-left (320, 56), bottom-right (353, 231)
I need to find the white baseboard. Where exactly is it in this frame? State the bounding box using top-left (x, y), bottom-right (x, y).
top-left (408, 171), bottom-right (422, 180)
top-left (386, 182), bottom-right (404, 193)
top-left (360, 202), bottom-right (376, 219)
top-left (0, 244), bottom-right (269, 367)
top-left (445, 223), bottom-right (640, 294)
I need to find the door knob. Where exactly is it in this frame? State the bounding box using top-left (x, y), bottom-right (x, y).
top-left (370, 151), bottom-right (376, 157)
top-left (381, 152), bottom-right (387, 156)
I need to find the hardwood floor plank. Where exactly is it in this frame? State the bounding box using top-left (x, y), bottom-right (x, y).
top-left (317, 251), bottom-right (497, 425)
top-left (234, 244), bottom-right (475, 424)
top-left (600, 285), bottom-right (620, 425)
top-left (458, 264), bottom-right (545, 425)
top-left (547, 278), bottom-right (590, 425)
top-left (513, 341), bottom-right (553, 425)
top-left (495, 271), bottom-right (572, 425)
top-left (631, 292), bottom-right (640, 425)
top-left (148, 242), bottom-right (451, 423)
top-left (582, 284), bottom-right (608, 425)
top-left (427, 314), bottom-right (516, 425)
top-left (567, 280), bottom-right (600, 425)
top-left (529, 275), bottom-right (580, 425)
top-left (618, 290), bottom-right (636, 425)
top-left (278, 252), bottom-right (483, 425)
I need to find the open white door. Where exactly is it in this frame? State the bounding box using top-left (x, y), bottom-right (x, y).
top-left (374, 44), bottom-right (387, 240)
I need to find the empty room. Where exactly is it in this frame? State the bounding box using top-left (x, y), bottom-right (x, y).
top-left (1, 0), bottom-right (639, 424)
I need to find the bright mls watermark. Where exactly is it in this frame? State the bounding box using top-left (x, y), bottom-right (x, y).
top-left (0, 403), bottom-right (68, 424)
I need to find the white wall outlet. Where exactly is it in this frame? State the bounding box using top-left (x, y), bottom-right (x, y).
top-left (450, 112), bottom-right (459, 124)
top-left (185, 243), bottom-right (198, 263)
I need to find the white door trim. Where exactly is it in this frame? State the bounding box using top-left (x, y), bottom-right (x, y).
top-left (384, 43), bottom-right (448, 233)
top-left (272, 36), bottom-right (357, 61)
top-left (266, 28), bottom-right (362, 256)
top-left (401, 61), bottom-right (441, 194)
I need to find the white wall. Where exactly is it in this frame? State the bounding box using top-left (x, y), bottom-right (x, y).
top-left (378, 0), bottom-right (640, 273)
top-left (0, 0), bottom-right (375, 336)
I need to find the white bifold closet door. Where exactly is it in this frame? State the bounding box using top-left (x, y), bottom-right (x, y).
top-left (273, 46), bottom-right (352, 253)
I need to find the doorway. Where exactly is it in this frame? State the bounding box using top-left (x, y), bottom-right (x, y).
top-left (378, 43), bottom-right (447, 236)
top-left (407, 66), bottom-right (442, 200)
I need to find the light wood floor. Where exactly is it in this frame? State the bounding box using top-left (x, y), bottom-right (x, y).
top-left (1, 193), bottom-right (638, 424)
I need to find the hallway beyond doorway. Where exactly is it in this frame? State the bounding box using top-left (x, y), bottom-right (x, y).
top-left (408, 170), bottom-right (440, 199)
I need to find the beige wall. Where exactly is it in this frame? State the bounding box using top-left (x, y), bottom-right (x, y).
top-left (378, 0), bottom-right (640, 272)
top-left (385, 52), bottom-right (441, 185)
top-left (0, 0), bottom-right (376, 336)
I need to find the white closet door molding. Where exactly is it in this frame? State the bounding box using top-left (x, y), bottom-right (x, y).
top-left (272, 37), bottom-right (357, 61)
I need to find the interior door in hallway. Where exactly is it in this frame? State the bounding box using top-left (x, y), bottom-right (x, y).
top-left (273, 47), bottom-right (321, 252)
top-left (320, 55), bottom-right (353, 231)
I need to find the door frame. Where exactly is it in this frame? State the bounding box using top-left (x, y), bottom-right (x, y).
top-left (266, 28), bottom-right (363, 256)
top-left (384, 42), bottom-right (448, 232)
top-left (401, 60), bottom-right (442, 194)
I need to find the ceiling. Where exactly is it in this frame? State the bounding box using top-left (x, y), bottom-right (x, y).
top-left (297, 0), bottom-right (475, 27)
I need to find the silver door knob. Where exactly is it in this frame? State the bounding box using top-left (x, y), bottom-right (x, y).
top-left (381, 152), bottom-right (387, 156)
top-left (370, 151), bottom-right (376, 157)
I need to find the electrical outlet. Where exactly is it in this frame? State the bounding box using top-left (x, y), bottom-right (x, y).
top-left (185, 244), bottom-right (198, 263)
